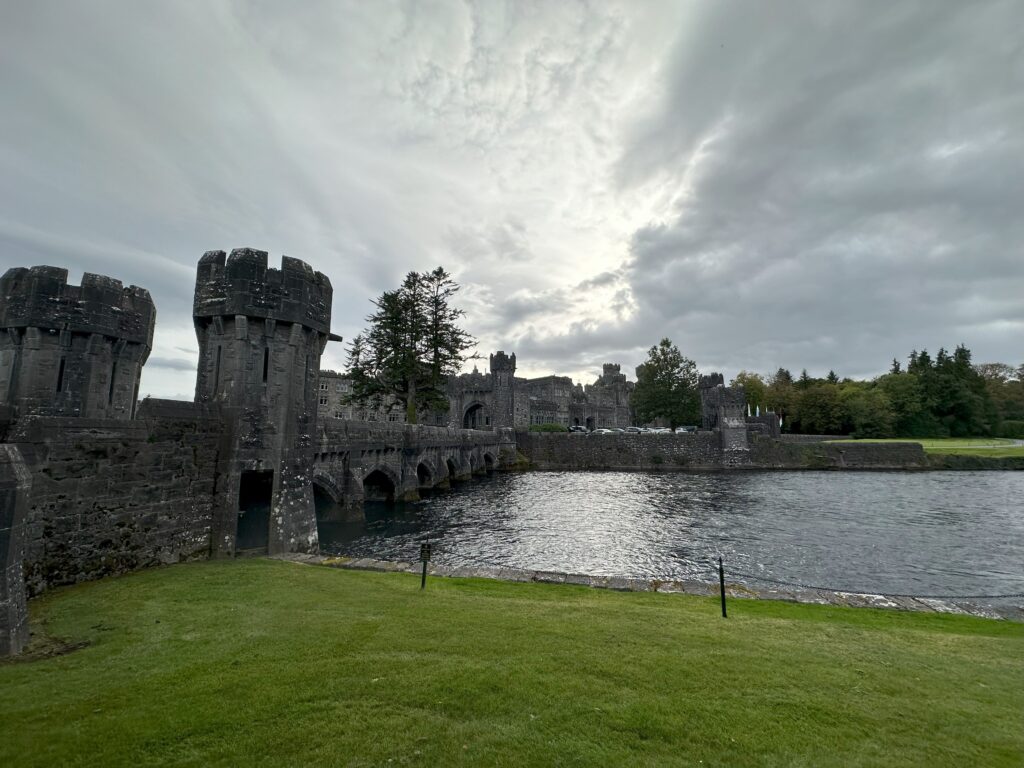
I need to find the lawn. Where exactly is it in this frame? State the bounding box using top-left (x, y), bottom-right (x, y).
top-left (2, 559), bottom-right (1022, 767)
top-left (828, 437), bottom-right (1024, 457)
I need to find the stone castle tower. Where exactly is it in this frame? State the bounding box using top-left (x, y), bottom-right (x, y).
top-left (489, 350), bottom-right (516, 429)
top-left (699, 373), bottom-right (749, 459)
top-left (0, 266), bottom-right (155, 419)
top-left (193, 248), bottom-right (334, 556)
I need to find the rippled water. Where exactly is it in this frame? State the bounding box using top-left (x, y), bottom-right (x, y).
top-left (318, 471), bottom-right (1024, 605)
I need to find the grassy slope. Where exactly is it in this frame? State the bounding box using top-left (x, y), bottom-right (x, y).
top-left (2, 560), bottom-right (1022, 767)
top-left (828, 437), bottom-right (1024, 457)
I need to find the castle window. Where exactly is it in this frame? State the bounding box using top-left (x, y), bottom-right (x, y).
top-left (319, 381), bottom-right (328, 391)
top-left (55, 356), bottom-right (66, 392)
top-left (319, 396), bottom-right (328, 406)
top-left (262, 347), bottom-right (270, 384)
top-left (108, 362), bottom-right (117, 404)
top-left (334, 410), bottom-right (345, 419)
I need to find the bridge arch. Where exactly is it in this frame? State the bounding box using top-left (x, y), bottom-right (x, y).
top-left (416, 459), bottom-right (436, 488)
top-left (363, 465), bottom-right (400, 503)
top-left (483, 452), bottom-right (496, 471)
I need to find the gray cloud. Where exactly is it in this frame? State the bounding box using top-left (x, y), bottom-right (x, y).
top-left (2, 1), bottom-right (1021, 395)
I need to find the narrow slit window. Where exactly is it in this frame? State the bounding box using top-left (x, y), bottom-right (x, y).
top-left (262, 346), bottom-right (270, 383)
top-left (213, 345), bottom-right (222, 392)
top-left (108, 362), bottom-right (117, 404)
top-left (56, 356), bottom-right (66, 392)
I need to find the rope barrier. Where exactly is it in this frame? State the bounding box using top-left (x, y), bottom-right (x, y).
top-left (723, 567), bottom-right (1024, 600)
top-left (358, 544), bottom-right (1024, 602)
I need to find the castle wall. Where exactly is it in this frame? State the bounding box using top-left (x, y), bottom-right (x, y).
top-left (5, 404), bottom-right (223, 596)
top-left (516, 430), bottom-right (723, 470)
top-left (0, 442), bottom-right (30, 655)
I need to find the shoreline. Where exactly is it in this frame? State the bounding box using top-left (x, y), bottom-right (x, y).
top-left (275, 553), bottom-right (1024, 623)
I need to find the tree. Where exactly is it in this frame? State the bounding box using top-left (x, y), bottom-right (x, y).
top-left (346, 267), bottom-right (475, 424)
top-left (731, 371), bottom-right (766, 411)
top-left (632, 338), bottom-right (700, 428)
top-left (826, 370), bottom-right (839, 385)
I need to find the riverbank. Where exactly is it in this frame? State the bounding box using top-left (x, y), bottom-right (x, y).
top-left (306, 553), bottom-right (1024, 622)
top-left (3, 559), bottom-right (1022, 766)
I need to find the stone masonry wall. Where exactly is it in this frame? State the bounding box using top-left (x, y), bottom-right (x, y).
top-left (749, 437), bottom-right (929, 469)
top-left (517, 430), bottom-right (723, 470)
top-left (7, 406), bottom-right (223, 596)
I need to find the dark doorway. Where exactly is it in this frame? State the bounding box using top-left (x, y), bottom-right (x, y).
top-left (585, 417), bottom-right (595, 431)
top-left (364, 469), bottom-right (396, 503)
top-left (237, 470), bottom-right (273, 553)
top-left (463, 403), bottom-right (485, 429)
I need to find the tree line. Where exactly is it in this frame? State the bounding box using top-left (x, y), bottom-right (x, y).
top-left (732, 346), bottom-right (1024, 438)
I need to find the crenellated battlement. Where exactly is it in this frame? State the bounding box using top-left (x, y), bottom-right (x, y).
top-left (489, 350), bottom-right (516, 373)
top-left (698, 372), bottom-right (725, 390)
top-left (0, 266), bottom-right (155, 348)
top-left (193, 248), bottom-right (332, 334)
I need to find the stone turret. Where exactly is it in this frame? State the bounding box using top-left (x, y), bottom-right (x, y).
top-left (489, 351), bottom-right (517, 429)
top-left (699, 372), bottom-right (749, 461)
top-left (193, 248), bottom-right (335, 557)
top-left (0, 267), bottom-right (155, 419)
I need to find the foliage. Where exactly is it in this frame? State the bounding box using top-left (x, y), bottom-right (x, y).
top-left (632, 338), bottom-right (700, 429)
top-left (528, 423), bottom-right (568, 432)
top-left (346, 267), bottom-right (475, 424)
top-left (762, 344), bottom-right (1016, 438)
top-left (2, 560), bottom-right (1022, 767)
top-left (731, 370), bottom-right (766, 411)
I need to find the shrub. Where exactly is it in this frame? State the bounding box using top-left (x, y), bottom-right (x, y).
top-left (997, 420), bottom-right (1024, 438)
top-left (528, 423), bottom-right (568, 433)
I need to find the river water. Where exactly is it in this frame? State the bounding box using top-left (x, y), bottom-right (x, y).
top-left (318, 471), bottom-right (1024, 605)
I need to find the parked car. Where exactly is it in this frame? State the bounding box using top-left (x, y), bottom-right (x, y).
top-left (590, 428), bottom-right (615, 435)
top-left (674, 425), bottom-right (697, 433)
top-left (624, 426), bottom-right (642, 433)
top-left (568, 425), bottom-right (588, 433)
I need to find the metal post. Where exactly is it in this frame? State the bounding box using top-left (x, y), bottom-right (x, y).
top-left (718, 557), bottom-right (727, 618)
top-left (420, 540), bottom-right (431, 590)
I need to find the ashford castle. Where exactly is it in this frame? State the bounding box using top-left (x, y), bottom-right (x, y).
top-left (0, 249), bottom-right (923, 655)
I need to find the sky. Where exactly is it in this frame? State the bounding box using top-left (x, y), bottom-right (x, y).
top-left (2, 0), bottom-right (1022, 400)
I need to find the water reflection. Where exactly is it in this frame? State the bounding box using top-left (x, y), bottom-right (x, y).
top-left (318, 471), bottom-right (1024, 605)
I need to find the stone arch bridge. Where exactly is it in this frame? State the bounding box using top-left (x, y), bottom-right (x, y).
top-left (311, 421), bottom-right (515, 520)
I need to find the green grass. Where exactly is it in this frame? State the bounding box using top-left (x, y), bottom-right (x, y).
top-left (828, 437), bottom-right (1024, 457)
top-left (2, 560), bottom-right (1022, 767)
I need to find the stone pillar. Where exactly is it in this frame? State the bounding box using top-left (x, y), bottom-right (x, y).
top-left (0, 444), bottom-right (30, 656)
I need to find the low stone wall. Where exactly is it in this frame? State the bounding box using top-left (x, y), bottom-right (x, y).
top-left (516, 430), bottom-right (723, 470)
top-left (750, 438), bottom-right (929, 469)
top-left (6, 413), bottom-right (224, 595)
top-left (778, 434), bottom-right (849, 443)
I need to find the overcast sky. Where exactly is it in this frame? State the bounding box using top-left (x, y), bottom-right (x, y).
top-left (3, 1), bottom-right (1022, 399)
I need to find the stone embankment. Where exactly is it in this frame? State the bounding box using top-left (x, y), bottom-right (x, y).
top-left (516, 431), bottom-right (932, 471)
top-left (274, 554), bottom-right (1023, 622)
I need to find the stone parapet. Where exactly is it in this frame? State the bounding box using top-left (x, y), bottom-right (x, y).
top-left (0, 266), bottom-right (155, 348)
top-left (193, 248), bottom-right (332, 334)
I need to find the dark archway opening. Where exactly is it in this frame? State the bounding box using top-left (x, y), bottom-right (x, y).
top-left (364, 469), bottom-right (396, 503)
top-left (585, 417), bottom-right (595, 431)
top-left (416, 462), bottom-right (433, 492)
top-left (313, 481), bottom-right (343, 522)
top-left (446, 458), bottom-right (460, 482)
top-left (483, 453), bottom-right (495, 471)
top-left (573, 417), bottom-right (580, 427)
top-left (463, 403), bottom-right (485, 429)
top-left (237, 470), bottom-right (272, 554)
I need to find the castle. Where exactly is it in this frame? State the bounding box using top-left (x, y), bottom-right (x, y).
top-left (317, 354), bottom-right (636, 430)
top-left (0, 249), bottom-right (796, 657)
